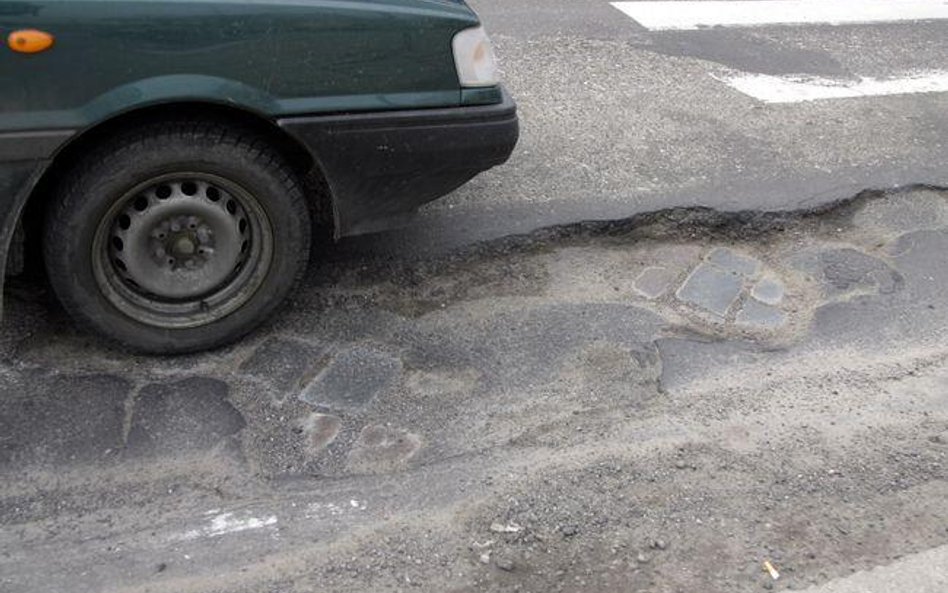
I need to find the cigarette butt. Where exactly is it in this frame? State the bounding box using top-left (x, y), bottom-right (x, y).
top-left (763, 560), bottom-right (780, 580)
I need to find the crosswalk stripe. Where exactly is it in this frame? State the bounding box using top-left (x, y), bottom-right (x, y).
top-left (611, 0), bottom-right (948, 31)
top-left (718, 70), bottom-right (948, 103)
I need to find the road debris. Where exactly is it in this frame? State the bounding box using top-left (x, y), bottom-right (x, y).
top-left (490, 522), bottom-right (523, 534)
top-left (651, 539), bottom-right (668, 550)
top-left (494, 555), bottom-right (516, 572)
top-left (763, 559), bottom-right (780, 580)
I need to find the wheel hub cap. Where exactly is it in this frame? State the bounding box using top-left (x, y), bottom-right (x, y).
top-left (109, 180), bottom-right (249, 300)
top-left (92, 174), bottom-right (273, 329)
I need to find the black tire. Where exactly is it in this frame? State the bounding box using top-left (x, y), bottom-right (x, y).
top-left (43, 119), bottom-right (311, 354)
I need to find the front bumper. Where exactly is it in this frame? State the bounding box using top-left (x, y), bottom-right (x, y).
top-left (278, 86), bottom-right (519, 237)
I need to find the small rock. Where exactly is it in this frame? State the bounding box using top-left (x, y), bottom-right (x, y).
top-left (674, 459), bottom-right (687, 470)
top-left (929, 435), bottom-right (946, 445)
top-left (561, 525), bottom-right (580, 537)
top-left (636, 553), bottom-right (649, 564)
top-left (650, 539), bottom-right (667, 550)
top-left (479, 552), bottom-right (491, 565)
top-left (155, 562), bottom-right (167, 573)
top-left (494, 556), bottom-right (516, 572)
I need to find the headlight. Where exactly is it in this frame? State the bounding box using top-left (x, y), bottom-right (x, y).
top-left (452, 26), bottom-right (499, 88)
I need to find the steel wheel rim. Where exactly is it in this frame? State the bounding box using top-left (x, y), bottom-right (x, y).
top-left (92, 172), bottom-right (274, 329)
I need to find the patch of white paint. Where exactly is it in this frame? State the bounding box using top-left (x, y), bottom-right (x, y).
top-left (177, 512), bottom-right (278, 541)
top-left (306, 502), bottom-right (345, 518)
top-left (305, 499), bottom-right (367, 519)
top-left (611, 0), bottom-right (948, 30)
top-left (719, 70), bottom-right (948, 103)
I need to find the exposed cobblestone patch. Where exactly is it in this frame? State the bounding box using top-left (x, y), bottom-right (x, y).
top-left (239, 337), bottom-right (326, 401)
top-left (299, 413), bottom-right (342, 454)
top-left (668, 247), bottom-right (800, 332)
top-left (299, 347), bottom-right (402, 412)
top-left (749, 275), bottom-right (785, 305)
top-left (633, 266), bottom-right (678, 299)
top-left (126, 377), bottom-right (245, 458)
top-left (736, 298), bottom-right (788, 329)
top-left (345, 425), bottom-right (422, 475)
top-left (707, 247), bottom-right (761, 276)
top-left (676, 262), bottom-right (745, 316)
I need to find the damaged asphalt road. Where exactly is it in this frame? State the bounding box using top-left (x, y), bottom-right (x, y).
top-left (348, 0), bottom-right (948, 254)
top-left (2, 187), bottom-right (948, 592)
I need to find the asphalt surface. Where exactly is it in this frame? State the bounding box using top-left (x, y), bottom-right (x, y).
top-left (5, 3), bottom-right (948, 593)
top-left (341, 0), bottom-right (948, 255)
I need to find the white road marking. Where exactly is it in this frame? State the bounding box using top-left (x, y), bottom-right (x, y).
top-left (718, 70), bottom-right (948, 103)
top-left (305, 498), bottom-right (366, 519)
top-left (611, 0), bottom-right (948, 30)
top-left (175, 512), bottom-right (278, 541)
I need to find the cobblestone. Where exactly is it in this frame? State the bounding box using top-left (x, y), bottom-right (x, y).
top-left (239, 337), bottom-right (325, 395)
top-left (676, 263), bottom-right (744, 316)
top-left (750, 276), bottom-right (785, 305)
top-left (126, 377), bottom-right (245, 458)
top-left (633, 266), bottom-right (678, 299)
top-left (707, 247), bottom-right (762, 277)
top-left (299, 347), bottom-right (402, 412)
top-left (735, 299), bottom-right (788, 330)
top-left (345, 425), bottom-right (422, 474)
top-left (301, 413), bottom-right (342, 453)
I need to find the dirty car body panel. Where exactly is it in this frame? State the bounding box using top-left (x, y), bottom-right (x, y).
top-left (0, 0), bottom-right (518, 319)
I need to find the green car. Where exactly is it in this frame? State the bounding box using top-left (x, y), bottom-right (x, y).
top-left (0, 0), bottom-right (518, 353)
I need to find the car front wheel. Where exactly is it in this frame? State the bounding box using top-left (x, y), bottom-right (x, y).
top-left (43, 119), bottom-right (311, 354)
